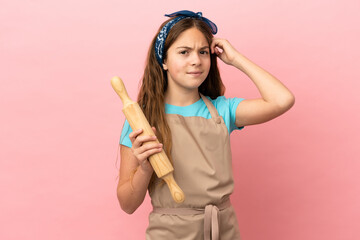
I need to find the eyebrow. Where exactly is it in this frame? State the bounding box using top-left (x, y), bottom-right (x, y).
top-left (176, 46), bottom-right (209, 50)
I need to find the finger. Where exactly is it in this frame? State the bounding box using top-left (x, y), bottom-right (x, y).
top-left (138, 147), bottom-right (163, 161)
top-left (132, 135), bottom-right (157, 149)
top-left (138, 142), bottom-right (163, 154)
top-left (215, 47), bottom-right (222, 56)
top-left (136, 135), bottom-right (157, 144)
top-left (214, 45), bottom-right (224, 56)
top-left (211, 38), bottom-right (223, 53)
top-left (152, 126), bottom-right (157, 134)
top-left (135, 142), bottom-right (162, 160)
top-left (129, 128), bottom-right (143, 142)
top-left (210, 38), bottom-right (219, 54)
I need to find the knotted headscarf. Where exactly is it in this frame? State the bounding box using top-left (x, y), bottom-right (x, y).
top-left (155, 10), bottom-right (218, 66)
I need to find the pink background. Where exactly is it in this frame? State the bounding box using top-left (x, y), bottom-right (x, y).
top-left (1, 0), bottom-right (359, 239)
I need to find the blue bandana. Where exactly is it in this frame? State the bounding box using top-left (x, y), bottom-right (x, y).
top-left (155, 10), bottom-right (218, 67)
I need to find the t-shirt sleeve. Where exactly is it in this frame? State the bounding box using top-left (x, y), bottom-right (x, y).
top-left (211, 96), bottom-right (245, 133)
top-left (119, 119), bottom-right (133, 148)
top-left (229, 97), bottom-right (245, 132)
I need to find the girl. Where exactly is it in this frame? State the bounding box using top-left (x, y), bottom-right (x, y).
top-left (117, 10), bottom-right (294, 240)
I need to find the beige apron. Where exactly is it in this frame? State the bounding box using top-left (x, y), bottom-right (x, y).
top-left (146, 94), bottom-right (241, 240)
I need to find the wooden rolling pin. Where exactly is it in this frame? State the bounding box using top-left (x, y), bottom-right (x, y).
top-left (111, 76), bottom-right (185, 203)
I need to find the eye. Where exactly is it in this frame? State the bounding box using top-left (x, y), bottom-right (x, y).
top-left (179, 50), bottom-right (188, 55)
top-left (200, 50), bottom-right (209, 55)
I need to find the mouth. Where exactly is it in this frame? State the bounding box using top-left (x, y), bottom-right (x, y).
top-left (187, 71), bottom-right (203, 76)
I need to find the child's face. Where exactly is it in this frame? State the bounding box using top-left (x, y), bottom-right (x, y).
top-left (163, 27), bottom-right (211, 93)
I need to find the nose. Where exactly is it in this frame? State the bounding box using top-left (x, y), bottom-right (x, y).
top-left (190, 52), bottom-right (201, 66)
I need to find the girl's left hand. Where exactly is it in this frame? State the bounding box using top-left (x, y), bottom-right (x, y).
top-left (210, 38), bottom-right (239, 66)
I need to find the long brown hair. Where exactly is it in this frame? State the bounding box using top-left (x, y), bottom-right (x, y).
top-left (138, 17), bottom-right (225, 190)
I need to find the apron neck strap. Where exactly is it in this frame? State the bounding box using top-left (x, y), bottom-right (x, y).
top-left (199, 94), bottom-right (220, 119)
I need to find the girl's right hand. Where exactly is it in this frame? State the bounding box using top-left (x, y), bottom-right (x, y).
top-left (129, 127), bottom-right (163, 174)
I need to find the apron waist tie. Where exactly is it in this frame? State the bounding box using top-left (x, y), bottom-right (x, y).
top-left (152, 198), bottom-right (231, 240)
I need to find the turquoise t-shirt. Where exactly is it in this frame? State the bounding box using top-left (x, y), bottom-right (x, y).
top-left (120, 96), bottom-right (245, 148)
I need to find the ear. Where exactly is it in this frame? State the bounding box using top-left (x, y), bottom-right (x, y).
top-left (162, 60), bottom-right (168, 70)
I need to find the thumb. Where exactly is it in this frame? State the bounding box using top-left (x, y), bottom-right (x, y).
top-left (152, 126), bottom-right (157, 134)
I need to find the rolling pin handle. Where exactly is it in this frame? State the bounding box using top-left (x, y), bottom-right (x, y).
top-left (111, 76), bottom-right (133, 107)
top-left (162, 173), bottom-right (185, 203)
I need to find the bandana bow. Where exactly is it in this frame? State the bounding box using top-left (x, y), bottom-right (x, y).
top-left (165, 10), bottom-right (217, 34)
